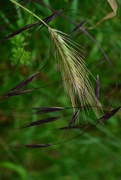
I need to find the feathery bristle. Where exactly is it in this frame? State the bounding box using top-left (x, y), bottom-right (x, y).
top-left (49, 27), bottom-right (98, 115)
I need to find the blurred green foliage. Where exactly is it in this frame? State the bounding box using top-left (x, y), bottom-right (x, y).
top-left (11, 34), bottom-right (31, 66)
top-left (0, 0), bottom-right (121, 179)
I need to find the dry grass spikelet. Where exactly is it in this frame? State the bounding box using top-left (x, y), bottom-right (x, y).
top-left (49, 27), bottom-right (98, 114)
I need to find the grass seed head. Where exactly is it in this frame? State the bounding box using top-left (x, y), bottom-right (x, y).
top-left (49, 27), bottom-right (99, 115)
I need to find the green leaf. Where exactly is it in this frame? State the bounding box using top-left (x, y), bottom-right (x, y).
top-left (0, 162), bottom-right (27, 180)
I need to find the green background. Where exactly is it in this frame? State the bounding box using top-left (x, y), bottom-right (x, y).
top-left (0, 0), bottom-right (121, 179)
